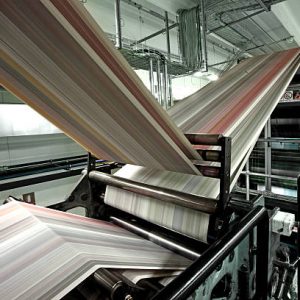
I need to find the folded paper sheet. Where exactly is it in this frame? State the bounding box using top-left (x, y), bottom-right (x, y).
top-left (0, 201), bottom-right (190, 300)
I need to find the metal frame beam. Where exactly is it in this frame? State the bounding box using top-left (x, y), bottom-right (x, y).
top-left (165, 11), bottom-right (173, 107)
top-left (210, 9), bottom-right (265, 34)
top-left (199, 0), bottom-right (208, 72)
top-left (130, 23), bottom-right (178, 46)
top-left (115, 0), bottom-right (122, 49)
top-left (256, 0), bottom-right (270, 11)
top-left (152, 206), bottom-right (269, 300)
top-left (264, 118), bottom-right (272, 191)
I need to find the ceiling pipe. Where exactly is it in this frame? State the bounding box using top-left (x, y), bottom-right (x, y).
top-left (210, 9), bottom-right (265, 34)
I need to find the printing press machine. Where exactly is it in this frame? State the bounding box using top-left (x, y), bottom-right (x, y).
top-left (2, 133), bottom-right (300, 300)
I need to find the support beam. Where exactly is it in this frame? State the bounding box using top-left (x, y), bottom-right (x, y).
top-left (121, 0), bottom-right (173, 22)
top-left (200, 0), bottom-right (208, 72)
top-left (241, 171), bottom-right (297, 182)
top-left (246, 160), bottom-right (250, 201)
top-left (162, 61), bottom-right (168, 109)
top-left (164, 11), bottom-right (173, 107)
top-left (210, 9), bottom-right (265, 34)
top-left (165, 11), bottom-right (171, 61)
top-left (264, 118), bottom-right (272, 191)
top-left (130, 23), bottom-right (178, 46)
top-left (256, 0), bottom-right (269, 11)
top-left (245, 36), bottom-right (295, 52)
top-left (152, 206), bottom-right (269, 300)
top-left (149, 57), bottom-right (154, 95)
top-left (156, 58), bottom-right (162, 105)
top-left (114, 0), bottom-right (122, 49)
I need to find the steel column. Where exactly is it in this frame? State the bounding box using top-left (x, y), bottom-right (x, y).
top-left (156, 58), bottom-right (162, 105)
top-left (219, 136), bottom-right (231, 211)
top-left (256, 207), bottom-right (270, 300)
top-left (246, 160), bottom-right (250, 201)
top-left (165, 11), bottom-right (171, 61)
top-left (264, 118), bottom-right (272, 191)
top-left (199, 0), bottom-right (208, 72)
top-left (114, 0), bottom-right (122, 49)
top-left (149, 57), bottom-right (154, 95)
top-left (162, 61), bottom-right (168, 109)
top-left (165, 11), bottom-right (173, 107)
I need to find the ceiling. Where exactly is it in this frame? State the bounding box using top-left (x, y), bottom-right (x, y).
top-left (142, 0), bottom-right (299, 56)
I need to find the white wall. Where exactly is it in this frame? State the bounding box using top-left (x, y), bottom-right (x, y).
top-left (172, 76), bottom-right (209, 100)
top-left (0, 104), bottom-right (85, 166)
top-left (0, 134), bottom-right (84, 166)
top-left (0, 175), bottom-right (82, 207)
top-left (272, 0), bottom-right (300, 46)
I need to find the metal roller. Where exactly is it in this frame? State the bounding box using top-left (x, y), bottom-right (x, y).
top-left (89, 171), bottom-right (217, 214)
top-left (185, 133), bottom-right (223, 146)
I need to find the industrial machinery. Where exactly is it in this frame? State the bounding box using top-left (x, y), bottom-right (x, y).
top-left (2, 133), bottom-right (299, 300)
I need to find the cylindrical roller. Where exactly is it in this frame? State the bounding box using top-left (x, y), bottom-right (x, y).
top-left (110, 216), bottom-right (200, 260)
top-left (196, 149), bottom-right (221, 162)
top-left (89, 171), bottom-right (217, 214)
top-left (185, 133), bottom-right (223, 146)
top-left (94, 268), bottom-right (130, 300)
